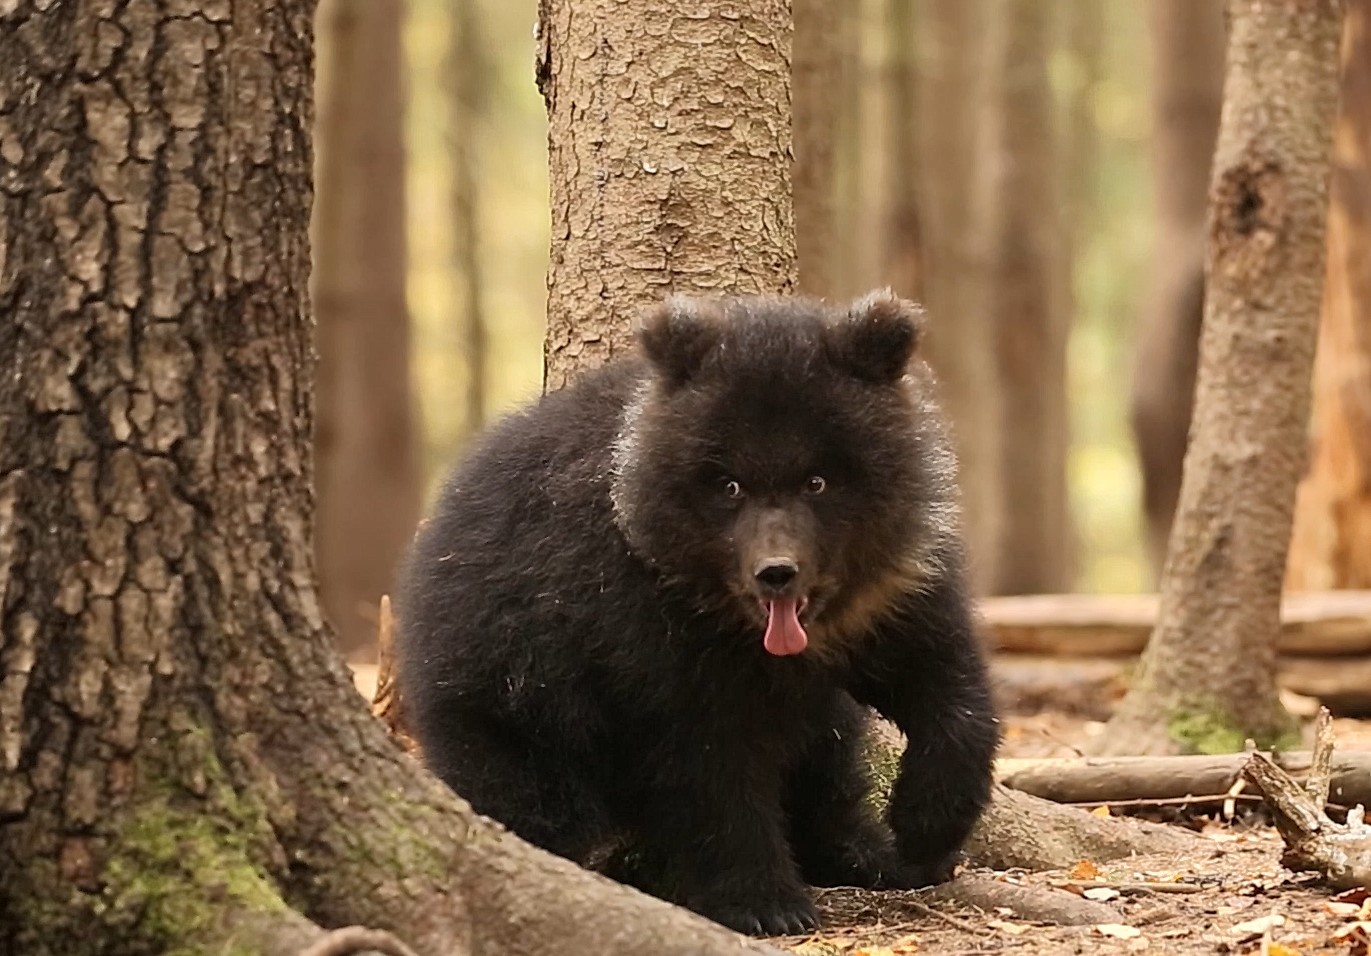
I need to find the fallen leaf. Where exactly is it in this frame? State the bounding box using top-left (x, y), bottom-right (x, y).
top-left (1069, 859), bottom-right (1103, 880)
top-left (1091, 805), bottom-right (1112, 818)
top-left (1084, 887), bottom-right (1122, 902)
top-left (1332, 921), bottom-right (1371, 948)
top-left (987, 920), bottom-right (1030, 936)
top-left (1094, 924), bottom-right (1143, 940)
top-left (1233, 914), bottom-right (1287, 936)
top-left (1262, 941), bottom-right (1303, 956)
top-left (1333, 888), bottom-right (1371, 906)
top-left (1327, 902), bottom-right (1366, 919)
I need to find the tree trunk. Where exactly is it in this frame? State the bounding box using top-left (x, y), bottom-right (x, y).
top-left (0, 3), bottom-right (786, 953)
top-left (986, 0), bottom-right (1073, 595)
top-left (881, 0), bottom-right (923, 302)
top-left (1288, 0), bottom-right (1371, 590)
top-left (448, 0), bottom-right (489, 444)
top-left (918, 0), bottom-right (1001, 591)
top-left (1130, 0), bottom-right (1226, 580)
top-left (793, 0), bottom-right (838, 298)
top-left (536, 0), bottom-right (796, 389)
top-left (1094, 0), bottom-right (1343, 757)
top-left (312, 0), bottom-right (423, 660)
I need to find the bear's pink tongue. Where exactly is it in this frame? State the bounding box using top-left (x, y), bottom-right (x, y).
top-left (763, 597), bottom-right (808, 656)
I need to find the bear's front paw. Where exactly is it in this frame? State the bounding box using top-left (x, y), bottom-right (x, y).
top-left (695, 887), bottom-right (819, 936)
top-left (885, 852), bottom-right (959, 889)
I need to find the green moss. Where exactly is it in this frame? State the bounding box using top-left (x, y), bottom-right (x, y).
top-left (861, 735), bottom-right (900, 813)
top-left (1166, 705), bottom-right (1299, 756)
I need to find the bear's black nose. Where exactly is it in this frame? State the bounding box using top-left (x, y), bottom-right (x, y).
top-left (755, 559), bottom-right (799, 593)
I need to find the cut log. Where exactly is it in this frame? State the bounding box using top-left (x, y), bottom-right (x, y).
top-left (997, 750), bottom-right (1371, 810)
top-left (981, 591), bottom-right (1371, 656)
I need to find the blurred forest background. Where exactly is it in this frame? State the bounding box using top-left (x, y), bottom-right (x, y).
top-left (312, 0), bottom-right (1369, 660)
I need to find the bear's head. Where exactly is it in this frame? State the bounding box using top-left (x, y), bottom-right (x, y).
top-left (610, 290), bottom-right (960, 657)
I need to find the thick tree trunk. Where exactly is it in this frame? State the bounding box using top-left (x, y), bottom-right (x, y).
top-left (918, 0), bottom-right (1001, 590)
top-left (536, 0), bottom-right (796, 389)
top-left (793, 0), bottom-right (838, 298)
top-left (312, 0), bottom-right (423, 659)
top-left (986, 0), bottom-right (1073, 595)
top-left (1288, 0), bottom-right (1371, 590)
top-left (0, 3), bottom-right (785, 954)
top-left (881, 0), bottom-right (923, 302)
top-left (1095, 0), bottom-right (1343, 757)
top-left (1130, 0), bottom-right (1226, 580)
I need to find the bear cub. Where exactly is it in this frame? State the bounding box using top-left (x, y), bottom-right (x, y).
top-left (395, 291), bottom-right (1000, 936)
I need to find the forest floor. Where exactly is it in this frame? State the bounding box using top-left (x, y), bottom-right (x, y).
top-left (347, 665), bottom-right (1371, 956)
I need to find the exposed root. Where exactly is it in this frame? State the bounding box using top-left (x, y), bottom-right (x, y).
top-left (926, 873), bottom-right (1123, 926)
top-left (296, 925), bottom-right (425, 956)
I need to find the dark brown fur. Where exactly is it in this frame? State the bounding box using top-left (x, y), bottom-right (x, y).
top-left (394, 292), bottom-right (1000, 936)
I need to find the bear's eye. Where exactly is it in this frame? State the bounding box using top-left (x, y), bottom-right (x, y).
top-left (722, 478), bottom-right (744, 500)
top-left (804, 476), bottom-right (827, 496)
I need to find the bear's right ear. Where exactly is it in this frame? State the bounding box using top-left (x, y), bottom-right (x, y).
top-left (636, 295), bottom-right (725, 388)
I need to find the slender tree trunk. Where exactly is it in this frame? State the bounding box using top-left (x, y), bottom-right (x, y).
top-left (1289, 0), bottom-right (1371, 590)
top-left (919, 0), bottom-right (1001, 590)
top-left (536, 0), bottom-right (796, 389)
top-left (985, 0), bottom-right (1073, 595)
top-left (0, 3), bottom-right (786, 953)
top-left (312, 0), bottom-right (422, 659)
top-left (1130, 0), bottom-right (1226, 580)
top-left (793, 0), bottom-right (838, 298)
top-left (1095, 0), bottom-right (1343, 757)
top-left (449, 0), bottom-right (488, 443)
top-left (831, 1), bottom-right (865, 298)
top-left (882, 0), bottom-right (923, 302)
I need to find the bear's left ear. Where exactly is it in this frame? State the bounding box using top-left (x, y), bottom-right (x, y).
top-left (827, 289), bottom-right (925, 384)
top-left (636, 295), bottom-right (725, 389)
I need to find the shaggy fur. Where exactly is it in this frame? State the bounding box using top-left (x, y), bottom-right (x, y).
top-left (394, 292), bottom-right (1000, 936)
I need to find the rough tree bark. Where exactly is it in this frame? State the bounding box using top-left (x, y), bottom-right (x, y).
top-left (1094, 0), bottom-right (1343, 757)
top-left (0, 3), bottom-right (785, 954)
top-left (881, 0), bottom-right (923, 302)
top-left (1289, 0), bottom-right (1371, 590)
top-left (918, 0), bottom-right (1001, 590)
top-left (1130, 0), bottom-right (1226, 580)
top-left (793, 0), bottom-right (838, 298)
top-left (985, 0), bottom-right (1073, 595)
top-left (448, 0), bottom-right (488, 442)
top-left (536, 0), bottom-right (796, 389)
top-left (312, 0), bottom-right (423, 659)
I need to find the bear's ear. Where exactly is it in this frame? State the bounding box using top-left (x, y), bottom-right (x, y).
top-left (827, 289), bottom-right (924, 384)
top-left (636, 295), bottom-right (725, 388)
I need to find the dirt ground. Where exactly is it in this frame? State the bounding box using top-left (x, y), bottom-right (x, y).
top-left (769, 708), bottom-right (1371, 956)
top-left (347, 665), bottom-right (1371, 956)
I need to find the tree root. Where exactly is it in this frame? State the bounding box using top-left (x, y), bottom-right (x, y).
top-left (926, 873), bottom-right (1123, 926)
top-left (296, 925), bottom-right (425, 956)
top-left (1241, 709), bottom-right (1371, 890)
top-left (964, 784), bottom-right (1197, 872)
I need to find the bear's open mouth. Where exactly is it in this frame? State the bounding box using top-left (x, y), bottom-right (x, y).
top-left (757, 595), bottom-right (809, 656)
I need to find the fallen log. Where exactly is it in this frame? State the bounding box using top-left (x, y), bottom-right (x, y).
top-left (997, 750), bottom-right (1371, 810)
top-left (982, 590), bottom-right (1371, 657)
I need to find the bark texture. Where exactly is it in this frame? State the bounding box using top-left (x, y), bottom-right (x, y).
top-left (312, 0), bottom-right (422, 659)
top-left (918, 0), bottom-right (1000, 590)
top-left (536, 0), bottom-right (796, 389)
top-left (1288, 0), bottom-right (1371, 590)
top-left (793, 0), bottom-right (838, 298)
top-left (1096, 0), bottom-right (1343, 756)
top-left (985, 0), bottom-right (1073, 595)
top-left (0, 3), bottom-right (786, 954)
top-left (881, 0), bottom-right (923, 302)
top-left (1131, 0), bottom-right (1226, 579)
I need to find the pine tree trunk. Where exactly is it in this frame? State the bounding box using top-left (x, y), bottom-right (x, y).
top-left (985, 0), bottom-right (1073, 595)
top-left (449, 0), bottom-right (488, 442)
top-left (1130, 0), bottom-right (1226, 580)
top-left (312, 0), bottom-right (423, 659)
top-left (919, 0), bottom-right (1001, 590)
top-left (0, 3), bottom-right (786, 953)
top-left (536, 0), bottom-right (797, 389)
top-left (793, 0), bottom-right (838, 298)
top-left (1288, 0), bottom-right (1371, 590)
top-left (1095, 0), bottom-right (1343, 757)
